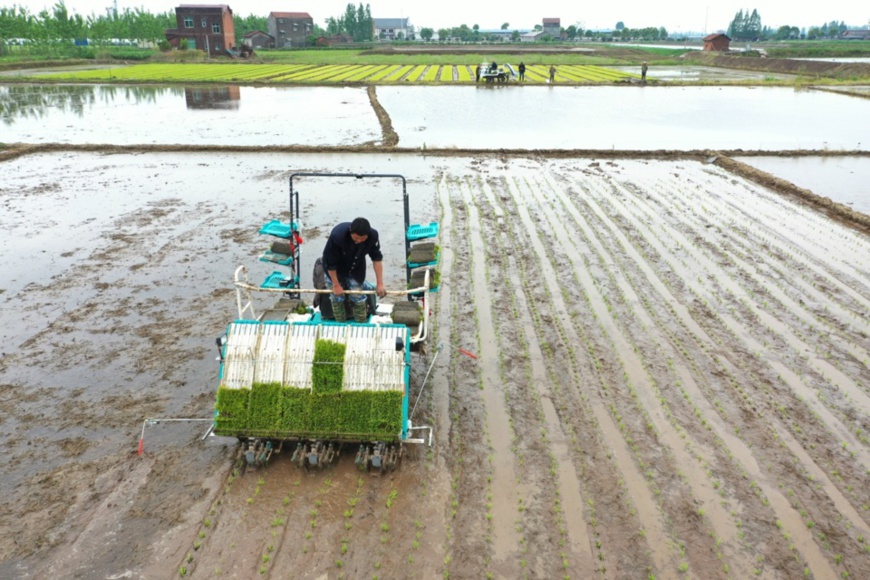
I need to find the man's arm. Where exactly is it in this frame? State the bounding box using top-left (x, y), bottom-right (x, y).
top-left (328, 269), bottom-right (344, 296)
top-left (372, 260), bottom-right (386, 297)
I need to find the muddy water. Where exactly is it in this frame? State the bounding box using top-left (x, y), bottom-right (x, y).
top-left (736, 156), bottom-right (870, 215)
top-left (609, 64), bottom-right (797, 81)
top-left (3, 83), bottom-right (869, 152)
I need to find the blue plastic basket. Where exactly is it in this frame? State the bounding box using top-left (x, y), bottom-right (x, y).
top-left (261, 271), bottom-right (296, 289)
top-left (407, 222), bottom-right (439, 241)
top-left (259, 220), bottom-right (299, 239)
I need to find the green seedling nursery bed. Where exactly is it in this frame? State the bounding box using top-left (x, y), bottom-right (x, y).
top-left (215, 338), bottom-right (403, 441)
top-left (215, 384), bottom-right (404, 441)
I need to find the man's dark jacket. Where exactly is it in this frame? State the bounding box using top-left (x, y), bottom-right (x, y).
top-left (322, 222), bottom-right (383, 284)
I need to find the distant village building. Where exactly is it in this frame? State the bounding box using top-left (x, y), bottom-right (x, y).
top-left (165, 4), bottom-right (236, 56)
top-left (542, 18), bottom-right (561, 38)
top-left (703, 33), bottom-right (731, 51)
top-left (840, 29), bottom-right (870, 40)
top-left (520, 31), bottom-right (543, 42)
top-left (243, 30), bottom-right (273, 49)
top-left (268, 12), bottom-right (313, 48)
top-left (374, 18), bottom-right (414, 40)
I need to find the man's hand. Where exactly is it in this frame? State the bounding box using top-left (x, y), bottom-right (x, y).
top-left (373, 261), bottom-right (386, 298)
top-left (332, 285), bottom-right (345, 297)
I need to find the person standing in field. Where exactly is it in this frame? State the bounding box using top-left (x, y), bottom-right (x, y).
top-left (475, 63), bottom-right (481, 82)
top-left (518, 62), bottom-right (526, 81)
top-left (549, 65), bottom-right (556, 82)
top-left (641, 61), bottom-right (648, 83)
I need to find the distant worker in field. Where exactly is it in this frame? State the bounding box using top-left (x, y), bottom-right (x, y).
top-left (490, 61), bottom-right (497, 73)
top-left (518, 62), bottom-right (526, 81)
top-left (475, 63), bottom-right (481, 82)
top-left (322, 217), bottom-right (386, 323)
top-left (549, 65), bottom-right (556, 82)
top-left (641, 61), bottom-right (648, 82)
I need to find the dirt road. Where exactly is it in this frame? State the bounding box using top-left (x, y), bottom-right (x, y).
top-left (0, 150), bottom-right (868, 579)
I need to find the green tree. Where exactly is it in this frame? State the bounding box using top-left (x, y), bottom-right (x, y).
top-left (234, 14), bottom-right (269, 46)
top-left (746, 9), bottom-right (762, 40)
top-left (615, 21), bottom-right (625, 30)
top-left (565, 24), bottom-right (577, 39)
top-left (511, 30), bottom-right (520, 41)
top-left (437, 28), bottom-right (448, 41)
top-left (501, 22), bottom-right (508, 30)
top-left (420, 27), bottom-right (433, 41)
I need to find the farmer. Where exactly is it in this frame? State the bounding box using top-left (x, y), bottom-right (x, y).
top-left (549, 64), bottom-right (556, 82)
top-left (475, 63), bottom-right (481, 82)
top-left (641, 61), bottom-right (648, 82)
top-left (518, 62), bottom-right (526, 81)
top-left (322, 217), bottom-right (386, 323)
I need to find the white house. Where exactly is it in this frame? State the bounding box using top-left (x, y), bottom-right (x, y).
top-left (374, 17), bottom-right (414, 40)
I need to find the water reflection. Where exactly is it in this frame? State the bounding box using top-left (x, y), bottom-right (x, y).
top-left (0, 84), bottom-right (185, 124)
top-left (184, 86), bottom-right (241, 110)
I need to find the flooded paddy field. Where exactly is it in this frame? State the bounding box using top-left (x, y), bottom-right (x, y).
top-left (1, 149), bottom-right (868, 579)
top-left (3, 83), bottom-right (870, 152)
top-left (737, 155), bottom-right (870, 215)
top-left (0, 84), bottom-right (382, 146)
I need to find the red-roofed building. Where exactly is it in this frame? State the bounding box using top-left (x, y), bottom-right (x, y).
top-left (166, 4), bottom-right (235, 56)
top-left (244, 30), bottom-right (273, 49)
top-left (703, 33), bottom-right (731, 51)
top-left (268, 12), bottom-right (314, 48)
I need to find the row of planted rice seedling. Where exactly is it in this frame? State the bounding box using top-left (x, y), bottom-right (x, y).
top-left (420, 65), bottom-right (441, 83)
top-left (273, 64), bottom-right (354, 82)
top-left (42, 62), bottom-right (636, 84)
top-left (367, 64), bottom-right (406, 82)
top-left (456, 65), bottom-right (474, 82)
top-left (215, 338), bottom-right (404, 440)
top-left (560, 65), bottom-right (636, 82)
top-left (338, 64), bottom-right (388, 82)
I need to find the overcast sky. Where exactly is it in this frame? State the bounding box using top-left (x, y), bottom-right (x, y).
top-left (6, 1), bottom-right (869, 33)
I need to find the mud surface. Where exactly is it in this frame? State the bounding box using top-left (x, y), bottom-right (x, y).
top-left (684, 52), bottom-right (870, 80)
top-left (1, 149), bottom-right (868, 579)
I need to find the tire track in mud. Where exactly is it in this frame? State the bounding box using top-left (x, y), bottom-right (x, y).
top-left (514, 172), bottom-right (743, 577)
top-left (468, 175), bottom-right (595, 578)
top-left (432, 173), bottom-right (454, 452)
top-left (491, 173), bottom-right (672, 575)
top-left (667, 166), bottom-right (870, 363)
top-left (473, 176), bottom-right (600, 577)
top-left (532, 171), bottom-right (764, 579)
top-left (606, 164), bottom-right (870, 469)
top-left (549, 159), bottom-right (866, 579)
top-left (542, 166), bottom-right (810, 576)
top-left (439, 175), bottom-right (500, 577)
top-left (453, 177), bottom-right (523, 572)
top-left (646, 168), bottom-right (870, 415)
top-left (572, 167), bottom-right (846, 578)
top-left (617, 165), bottom-right (870, 572)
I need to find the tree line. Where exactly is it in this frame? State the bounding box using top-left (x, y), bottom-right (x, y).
top-left (727, 9), bottom-right (861, 41)
top-left (418, 24), bottom-right (668, 43)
